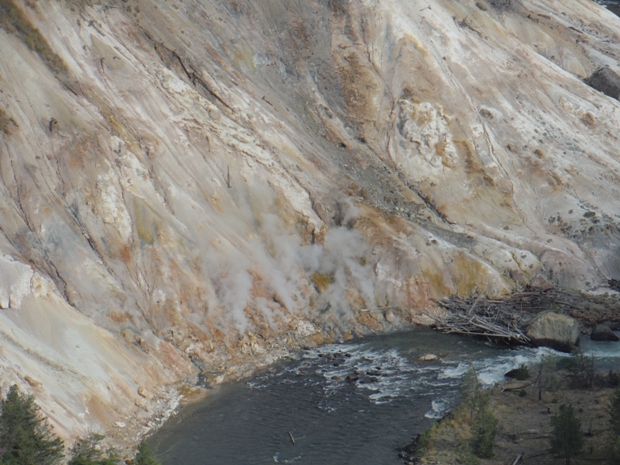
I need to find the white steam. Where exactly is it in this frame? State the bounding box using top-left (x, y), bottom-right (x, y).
top-left (319, 227), bottom-right (375, 318)
top-left (200, 198), bottom-right (375, 333)
top-left (202, 245), bottom-right (254, 333)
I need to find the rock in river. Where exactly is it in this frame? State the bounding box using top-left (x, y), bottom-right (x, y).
top-left (526, 311), bottom-right (580, 353)
top-left (590, 324), bottom-right (619, 342)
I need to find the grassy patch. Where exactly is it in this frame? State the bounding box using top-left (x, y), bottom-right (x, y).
top-left (0, 0), bottom-right (67, 76)
top-left (414, 404), bottom-right (479, 464)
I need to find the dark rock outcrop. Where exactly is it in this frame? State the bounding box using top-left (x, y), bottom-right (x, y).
top-left (585, 67), bottom-right (620, 100)
top-left (505, 366), bottom-right (530, 380)
top-left (526, 311), bottom-right (580, 352)
top-left (590, 324), bottom-right (619, 341)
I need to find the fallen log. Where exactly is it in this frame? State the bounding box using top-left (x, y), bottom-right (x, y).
top-left (430, 288), bottom-right (591, 345)
top-left (433, 308), bottom-right (531, 344)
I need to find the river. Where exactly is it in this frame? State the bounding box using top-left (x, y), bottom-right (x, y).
top-left (597, 0), bottom-right (620, 15)
top-left (148, 328), bottom-right (620, 465)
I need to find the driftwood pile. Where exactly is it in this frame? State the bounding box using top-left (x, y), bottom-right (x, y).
top-left (433, 287), bottom-right (601, 345)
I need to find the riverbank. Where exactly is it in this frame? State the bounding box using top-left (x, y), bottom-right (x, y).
top-left (147, 287), bottom-right (620, 463)
top-left (150, 328), bottom-right (569, 464)
top-left (401, 363), bottom-right (619, 464)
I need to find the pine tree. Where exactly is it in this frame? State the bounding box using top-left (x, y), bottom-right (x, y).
top-left (608, 388), bottom-right (620, 463)
top-left (68, 434), bottom-right (119, 465)
top-left (0, 384), bottom-right (64, 465)
top-left (611, 436), bottom-right (620, 464)
top-left (462, 367), bottom-right (485, 417)
top-left (132, 443), bottom-right (161, 465)
top-left (550, 404), bottom-right (584, 465)
top-left (472, 405), bottom-right (498, 458)
top-left (461, 368), bottom-right (497, 459)
top-left (610, 387), bottom-right (620, 437)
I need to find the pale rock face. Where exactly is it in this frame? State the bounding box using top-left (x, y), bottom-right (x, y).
top-left (0, 0), bottom-right (619, 447)
top-left (526, 311), bottom-right (580, 352)
top-left (0, 255), bottom-right (33, 309)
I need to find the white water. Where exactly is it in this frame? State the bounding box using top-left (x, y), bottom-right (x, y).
top-left (150, 329), bottom-right (620, 465)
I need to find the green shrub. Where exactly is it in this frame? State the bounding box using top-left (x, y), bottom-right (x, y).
top-left (132, 443), bottom-right (162, 465)
top-left (546, 373), bottom-right (560, 393)
top-left (413, 429), bottom-right (432, 459)
top-left (550, 404), bottom-right (584, 465)
top-left (462, 368), bottom-right (488, 416)
top-left (0, 384), bottom-right (64, 465)
top-left (607, 388), bottom-right (620, 463)
top-left (568, 350), bottom-right (598, 389)
top-left (472, 405), bottom-right (498, 458)
top-left (68, 434), bottom-right (119, 465)
top-left (610, 436), bottom-right (620, 464)
top-left (461, 368), bottom-right (497, 458)
top-left (514, 363), bottom-right (530, 381)
top-left (457, 442), bottom-right (480, 465)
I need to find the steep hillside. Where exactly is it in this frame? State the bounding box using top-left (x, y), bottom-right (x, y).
top-left (1, 0), bottom-right (620, 448)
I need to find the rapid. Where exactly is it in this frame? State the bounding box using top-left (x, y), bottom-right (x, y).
top-left (148, 329), bottom-right (614, 465)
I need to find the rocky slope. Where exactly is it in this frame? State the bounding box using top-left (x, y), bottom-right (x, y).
top-left (1, 0), bottom-right (620, 449)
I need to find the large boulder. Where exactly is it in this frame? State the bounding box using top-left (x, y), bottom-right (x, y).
top-left (584, 67), bottom-right (620, 100)
top-left (526, 311), bottom-right (580, 353)
top-left (590, 324), bottom-right (620, 342)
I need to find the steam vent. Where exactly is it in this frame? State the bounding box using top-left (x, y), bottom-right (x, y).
top-left (1, 0), bottom-right (620, 449)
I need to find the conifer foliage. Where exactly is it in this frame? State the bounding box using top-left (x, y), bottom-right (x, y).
top-left (0, 385), bottom-right (162, 465)
top-left (609, 388), bottom-right (620, 462)
top-left (549, 404), bottom-right (584, 465)
top-left (132, 443), bottom-right (160, 465)
top-left (462, 368), bottom-right (498, 459)
top-left (610, 387), bottom-right (620, 438)
top-left (0, 385), bottom-right (64, 465)
top-left (68, 434), bottom-right (120, 465)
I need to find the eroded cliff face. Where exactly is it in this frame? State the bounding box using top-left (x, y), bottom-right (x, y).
top-left (1, 0), bottom-right (620, 448)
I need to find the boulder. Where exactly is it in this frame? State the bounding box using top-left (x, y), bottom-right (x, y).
top-left (584, 67), bottom-right (620, 100)
top-left (24, 376), bottom-right (41, 387)
top-left (590, 324), bottom-right (619, 342)
top-left (137, 386), bottom-right (153, 399)
top-left (505, 365), bottom-right (529, 380)
top-left (526, 311), bottom-right (580, 353)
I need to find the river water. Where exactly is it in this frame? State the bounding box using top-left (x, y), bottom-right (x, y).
top-left (149, 328), bottom-right (620, 465)
top-left (597, 0), bottom-right (620, 15)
